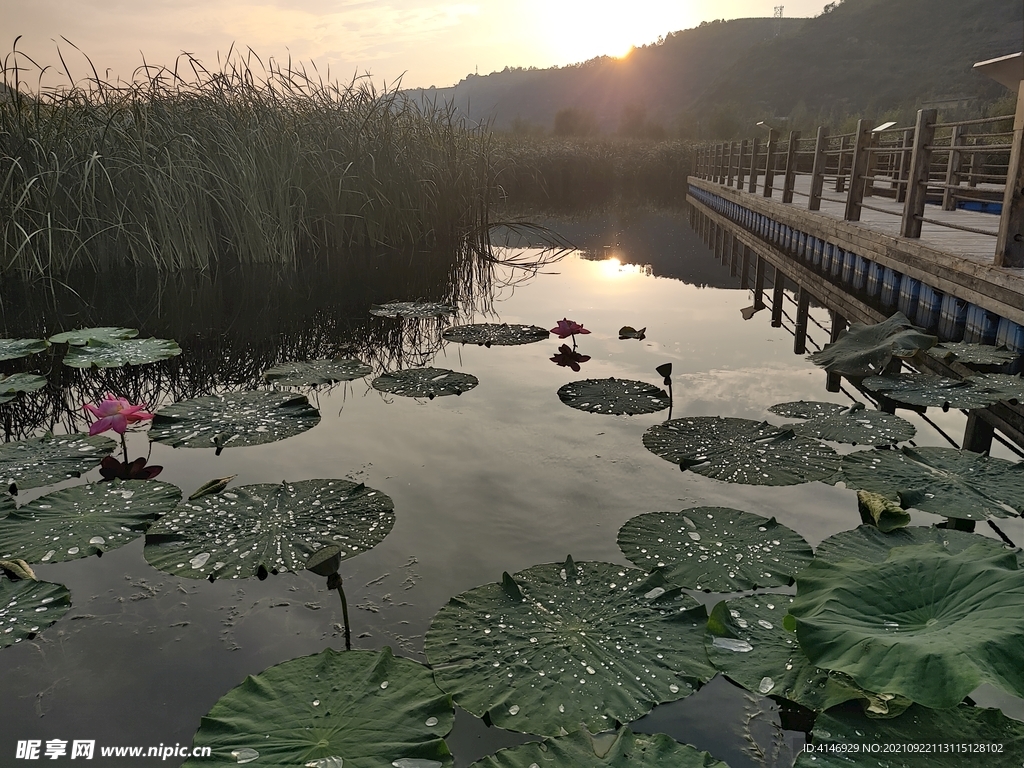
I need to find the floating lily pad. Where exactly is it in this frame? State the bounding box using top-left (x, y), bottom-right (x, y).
top-left (973, 373), bottom-right (1024, 403)
top-left (48, 327), bottom-right (139, 345)
top-left (557, 378), bottom-right (670, 416)
top-left (149, 391), bottom-right (320, 449)
top-left (369, 301), bottom-right (455, 318)
top-left (61, 337), bottom-right (182, 368)
top-left (425, 557), bottom-right (715, 736)
top-left (468, 727), bottom-right (727, 768)
top-left (808, 313), bottom-right (936, 377)
top-left (263, 358), bottom-right (371, 386)
top-left (642, 417), bottom-right (840, 486)
top-left (0, 373), bottom-right (47, 404)
top-left (861, 372), bottom-right (1022, 410)
top-left (442, 323), bottom-right (550, 346)
top-left (815, 525), bottom-right (1024, 567)
top-left (838, 446), bottom-right (1024, 521)
top-left (617, 508), bottom-right (813, 592)
top-left (0, 480), bottom-right (182, 563)
top-left (0, 433), bottom-right (114, 492)
top-left (181, 647), bottom-right (453, 768)
top-left (768, 401), bottom-right (847, 420)
top-left (706, 596), bottom-right (862, 713)
top-left (788, 543), bottom-right (1024, 709)
top-left (927, 342), bottom-right (1019, 367)
top-left (0, 576), bottom-right (71, 648)
top-left (0, 338), bottom-right (47, 362)
top-left (794, 701), bottom-right (1024, 768)
top-left (855, 490), bottom-right (911, 532)
top-left (144, 479), bottom-right (394, 580)
top-left (618, 326), bottom-right (647, 341)
top-left (785, 404), bottom-right (915, 446)
top-left (371, 368), bottom-right (478, 398)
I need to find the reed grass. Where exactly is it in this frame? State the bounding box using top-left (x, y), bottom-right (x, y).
top-left (1, 44), bottom-right (499, 277)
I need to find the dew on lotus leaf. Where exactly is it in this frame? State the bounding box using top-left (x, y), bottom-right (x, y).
top-left (758, 676), bottom-right (775, 694)
top-left (508, 705), bottom-right (520, 715)
top-left (669, 683), bottom-right (680, 694)
top-left (758, 620), bottom-right (773, 630)
top-left (644, 587), bottom-right (666, 600)
top-left (305, 758), bottom-right (344, 768)
top-left (424, 716), bottom-right (439, 727)
top-left (231, 748), bottom-right (260, 764)
top-left (712, 637), bottom-right (753, 653)
top-left (89, 536), bottom-right (105, 545)
top-left (883, 621), bottom-right (899, 629)
top-left (190, 552), bottom-right (211, 569)
top-left (380, 681), bottom-right (389, 689)
top-left (67, 547), bottom-right (79, 555)
top-left (391, 760), bottom-right (442, 768)
top-left (312, 699), bottom-right (320, 706)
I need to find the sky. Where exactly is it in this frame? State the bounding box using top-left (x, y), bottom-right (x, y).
top-left (5, 1), bottom-right (829, 90)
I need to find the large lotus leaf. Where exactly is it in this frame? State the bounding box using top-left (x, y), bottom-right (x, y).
top-left (0, 373), bottom-right (47, 404)
top-left (557, 378), bottom-right (670, 416)
top-left (617, 508), bottom-right (813, 592)
top-left (48, 327), bottom-right (138, 345)
top-left (0, 576), bottom-right (71, 648)
top-left (371, 368), bottom-right (478, 398)
top-left (705, 596), bottom-right (862, 713)
top-left (807, 313), bottom-right (936, 377)
top-left (794, 701), bottom-right (1024, 768)
top-left (0, 480), bottom-right (182, 563)
top-left (0, 433), bottom-right (114, 492)
top-left (149, 391), bottom-right (320, 449)
top-left (839, 446), bottom-right (1024, 521)
top-left (425, 557), bottom-right (715, 737)
top-left (181, 647), bottom-right (453, 768)
top-left (468, 727), bottom-right (728, 768)
top-left (642, 417), bottom-right (840, 486)
top-left (61, 337), bottom-right (182, 368)
top-left (442, 323), bottom-right (550, 346)
top-left (927, 342), bottom-right (1019, 366)
top-left (767, 401), bottom-right (847, 420)
top-left (972, 373), bottom-right (1024, 403)
top-left (788, 543), bottom-right (1024, 709)
top-left (144, 479), bottom-right (394, 580)
top-left (369, 301), bottom-right (455, 318)
top-left (786, 404), bottom-right (915, 446)
top-left (815, 524), bottom-right (1024, 567)
top-left (263, 358), bottom-right (371, 386)
top-left (0, 338), bottom-right (47, 362)
top-left (862, 373), bottom-right (1003, 410)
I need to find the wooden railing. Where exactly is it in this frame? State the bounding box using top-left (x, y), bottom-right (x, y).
top-left (693, 109), bottom-right (1024, 268)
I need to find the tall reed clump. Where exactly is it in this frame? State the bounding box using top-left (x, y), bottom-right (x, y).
top-left (0, 45), bottom-right (498, 277)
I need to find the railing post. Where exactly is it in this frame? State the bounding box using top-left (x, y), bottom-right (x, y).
top-left (809, 125), bottom-right (829, 211)
top-left (748, 137), bottom-right (761, 193)
top-left (793, 287), bottom-right (811, 354)
top-left (782, 130), bottom-right (801, 203)
top-left (942, 125), bottom-right (965, 210)
top-left (740, 245), bottom-right (751, 289)
top-left (863, 131), bottom-right (879, 198)
top-left (736, 139), bottom-right (748, 190)
top-left (900, 108), bottom-right (938, 238)
top-left (763, 129), bottom-right (779, 198)
top-left (895, 128), bottom-right (912, 202)
top-left (844, 118), bottom-right (874, 222)
top-left (726, 142), bottom-right (736, 187)
top-left (995, 79), bottom-right (1024, 268)
top-left (770, 267), bottom-right (785, 327)
top-left (753, 255), bottom-right (766, 309)
top-left (835, 136), bottom-right (848, 192)
top-left (716, 143), bottom-right (724, 184)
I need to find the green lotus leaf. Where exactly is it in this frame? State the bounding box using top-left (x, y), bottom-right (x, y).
top-left (794, 701), bottom-right (1024, 768)
top-left (371, 368), bottom-right (478, 398)
top-left (557, 378), bottom-right (670, 416)
top-left (642, 417), bottom-right (840, 486)
top-left (618, 326), bottom-right (647, 341)
top-left (617, 507), bottom-right (813, 592)
top-left (0, 480), bottom-right (182, 563)
top-left (767, 401), bottom-right (847, 420)
top-left (786, 404), bottom-right (915, 446)
top-left (927, 342), bottom-right (1019, 367)
top-left (972, 373), bottom-right (1024, 403)
top-left (705, 596), bottom-right (862, 713)
top-left (0, 338), bottom-right (48, 362)
top-left (815, 524), bottom-right (1024, 567)
top-left (263, 358), bottom-right (371, 386)
top-left (468, 727), bottom-right (728, 768)
top-left (0, 373), bottom-right (47, 405)
top-left (0, 575), bottom-right (71, 649)
top-left (369, 301), bottom-right (455, 318)
top-left (425, 557), bottom-right (715, 737)
top-left (855, 491), bottom-right (910, 532)
top-left (788, 543), bottom-right (1024, 709)
top-left (181, 647), bottom-right (453, 768)
top-left (144, 479), bottom-right (394, 580)
top-left (807, 312), bottom-right (936, 377)
top-left (149, 391), bottom-right (321, 449)
top-left (442, 323), bottom-right (550, 346)
top-left (61, 337), bottom-right (182, 368)
top-left (862, 373), bottom-right (1002, 410)
top-left (838, 446), bottom-right (1024, 520)
top-left (0, 433), bottom-right (114, 492)
top-left (48, 327), bottom-right (139, 345)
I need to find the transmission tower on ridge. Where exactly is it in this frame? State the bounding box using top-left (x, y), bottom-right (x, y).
top-left (774, 5), bottom-right (784, 36)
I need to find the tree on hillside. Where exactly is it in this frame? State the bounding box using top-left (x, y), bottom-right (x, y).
top-left (553, 107), bottom-right (598, 137)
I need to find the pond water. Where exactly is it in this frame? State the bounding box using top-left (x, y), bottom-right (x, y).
top-left (1, 208), bottom-right (1022, 767)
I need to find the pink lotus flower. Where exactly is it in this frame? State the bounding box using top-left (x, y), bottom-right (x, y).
top-left (550, 344), bottom-right (591, 372)
top-left (550, 318), bottom-right (590, 339)
top-left (83, 394), bottom-right (154, 436)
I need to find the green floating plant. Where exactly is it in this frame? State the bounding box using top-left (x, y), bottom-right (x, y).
top-left (772, 401), bottom-right (915, 446)
top-left (371, 367), bottom-right (478, 398)
top-left (557, 378), bottom-right (670, 416)
top-left (807, 312), bottom-right (936, 377)
top-left (442, 323), bottom-right (550, 346)
top-left (0, 433), bottom-right (114, 493)
top-left (370, 301), bottom-right (455, 318)
top-left (0, 338), bottom-right (48, 362)
top-left (0, 574), bottom-right (71, 649)
top-left (0, 373), bottom-right (47, 405)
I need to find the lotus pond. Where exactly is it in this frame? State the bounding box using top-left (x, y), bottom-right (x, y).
top-left (1, 209), bottom-right (1024, 767)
